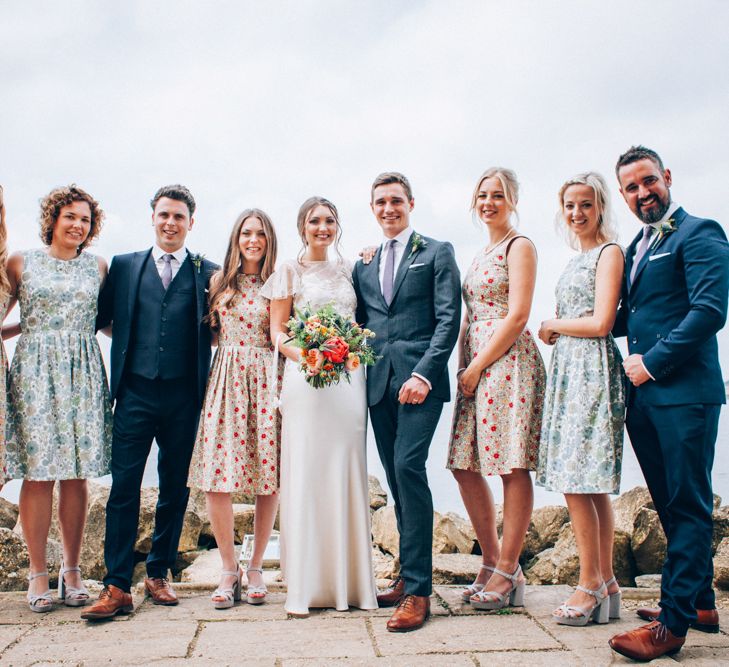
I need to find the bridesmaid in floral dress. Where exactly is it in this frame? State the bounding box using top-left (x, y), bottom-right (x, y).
top-left (5, 185), bottom-right (112, 612)
top-left (537, 172), bottom-right (625, 626)
top-left (188, 209), bottom-right (281, 608)
top-left (0, 186), bottom-right (9, 488)
top-left (448, 168), bottom-right (545, 610)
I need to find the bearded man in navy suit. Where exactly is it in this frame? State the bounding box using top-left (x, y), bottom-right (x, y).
top-left (608, 146), bottom-right (729, 661)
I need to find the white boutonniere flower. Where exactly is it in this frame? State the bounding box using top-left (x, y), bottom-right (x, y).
top-left (650, 218), bottom-right (677, 249)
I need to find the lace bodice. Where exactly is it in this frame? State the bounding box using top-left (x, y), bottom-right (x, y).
top-left (261, 258), bottom-right (356, 319)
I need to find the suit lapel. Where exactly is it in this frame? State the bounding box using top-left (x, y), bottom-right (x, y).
top-left (364, 246), bottom-right (388, 308)
top-left (189, 251), bottom-right (205, 325)
top-left (629, 208), bottom-right (686, 292)
top-left (127, 249), bottom-right (151, 320)
top-left (390, 235), bottom-right (419, 305)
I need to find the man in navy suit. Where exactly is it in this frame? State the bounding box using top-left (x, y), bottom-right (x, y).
top-left (352, 172), bottom-right (461, 632)
top-left (83, 185), bottom-right (217, 620)
top-left (608, 147), bottom-right (729, 661)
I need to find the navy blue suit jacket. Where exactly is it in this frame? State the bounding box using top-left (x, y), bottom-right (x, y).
top-left (96, 248), bottom-right (218, 405)
top-left (614, 207), bottom-right (729, 406)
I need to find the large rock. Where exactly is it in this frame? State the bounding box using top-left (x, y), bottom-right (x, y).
top-left (0, 497), bottom-right (18, 530)
top-left (0, 527), bottom-right (63, 591)
top-left (631, 507), bottom-right (666, 575)
top-left (432, 553), bottom-right (484, 585)
top-left (232, 504), bottom-right (256, 543)
top-left (180, 548), bottom-right (222, 584)
top-left (613, 486), bottom-right (654, 534)
top-left (133, 487), bottom-right (205, 554)
top-left (524, 523), bottom-right (635, 586)
top-left (433, 512), bottom-right (476, 554)
top-left (713, 506), bottom-right (729, 554)
top-left (714, 537), bottom-right (729, 590)
top-left (522, 505), bottom-right (570, 561)
top-left (368, 476), bottom-right (387, 511)
top-left (372, 547), bottom-right (397, 581)
top-left (371, 506), bottom-right (400, 557)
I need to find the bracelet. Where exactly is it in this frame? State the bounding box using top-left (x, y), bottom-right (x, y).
top-left (456, 367), bottom-right (466, 377)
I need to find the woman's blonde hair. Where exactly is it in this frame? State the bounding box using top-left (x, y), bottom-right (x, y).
top-left (39, 184), bottom-right (104, 252)
top-left (470, 167), bottom-right (520, 224)
top-left (296, 196), bottom-right (343, 262)
top-left (207, 208), bottom-right (278, 331)
top-left (0, 186), bottom-right (9, 303)
top-left (556, 172), bottom-right (618, 250)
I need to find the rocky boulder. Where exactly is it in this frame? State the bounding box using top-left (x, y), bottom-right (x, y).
top-left (368, 476), bottom-right (387, 511)
top-left (372, 547), bottom-right (398, 581)
top-left (612, 486), bottom-right (654, 534)
top-left (522, 505), bottom-right (570, 561)
top-left (631, 507), bottom-right (666, 575)
top-left (0, 527), bottom-right (63, 591)
top-left (371, 506), bottom-right (400, 557)
top-left (713, 537), bottom-right (729, 590)
top-left (0, 498), bottom-right (18, 530)
top-left (433, 512), bottom-right (476, 554)
top-left (712, 506), bottom-right (729, 554)
top-left (432, 553), bottom-right (484, 585)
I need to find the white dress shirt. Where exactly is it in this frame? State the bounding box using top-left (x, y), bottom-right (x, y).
top-left (152, 246), bottom-right (188, 281)
top-left (378, 226), bottom-right (413, 292)
top-left (632, 201), bottom-right (680, 262)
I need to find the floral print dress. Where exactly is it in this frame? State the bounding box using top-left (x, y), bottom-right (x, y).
top-left (5, 250), bottom-right (112, 480)
top-left (536, 243), bottom-right (625, 494)
top-left (0, 296), bottom-right (7, 484)
top-left (188, 274), bottom-right (282, 494)
top-left (447, 237), bottom-right (546, 476)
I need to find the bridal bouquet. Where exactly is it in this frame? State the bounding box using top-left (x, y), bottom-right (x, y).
top-left (286, 304), bottom-right (377, 388)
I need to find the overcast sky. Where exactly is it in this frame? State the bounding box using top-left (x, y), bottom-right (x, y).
top-left (2, 0), bottom-right (728, 368)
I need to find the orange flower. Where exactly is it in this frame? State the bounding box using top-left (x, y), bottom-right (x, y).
top-left (303, 348), bottom-right (324, 375)
top-left (322, 336), bottom-right (350, 363)
top-left (345, 353), bottom-right (360, 372)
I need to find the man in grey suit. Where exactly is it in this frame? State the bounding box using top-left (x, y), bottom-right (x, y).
top-left (353, 172), bottom-right (461, 632)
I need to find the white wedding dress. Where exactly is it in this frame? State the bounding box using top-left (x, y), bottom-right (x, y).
top-left (261, 259), bottom-right (377, 614)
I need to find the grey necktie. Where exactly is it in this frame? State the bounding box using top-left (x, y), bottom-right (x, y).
top-left (161, 253), bottom-right (173, 290)
top-left (382, 239), bottom-right (397, 305)
top-left (629, 226), bottom-right (653, 284)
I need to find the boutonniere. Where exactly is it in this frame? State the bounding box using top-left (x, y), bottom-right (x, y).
top-left (649, 218), bottom-right (677, 249)
top-left (191, 253), bottom-right (205, 274)
top-left (408, 233), bottom-right (428, 258)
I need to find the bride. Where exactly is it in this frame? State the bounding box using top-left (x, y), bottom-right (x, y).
top-left (262, 196), bottom-right (378, 615)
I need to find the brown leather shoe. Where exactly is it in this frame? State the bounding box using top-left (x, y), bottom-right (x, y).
top-left (144, 577), bottom-right (179, 606)
top-left (377, 576), bottom-right (405, 608)
top-left (80, 585), bottom-right (133, 621)
top-left (609, 621), bottom-right (685, 661)
top-left (636, 606), bottom-right (719, 633)
top-left (386, 594), bottom-right (430, 632)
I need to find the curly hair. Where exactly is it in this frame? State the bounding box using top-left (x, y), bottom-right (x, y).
top-left (0, 185), bottom-right (9, 302)
top-left (39, 184), bottom-right (105, 252)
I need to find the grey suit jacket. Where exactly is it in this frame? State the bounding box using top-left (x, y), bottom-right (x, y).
top-left (352, 233), bottom-right (461, 406)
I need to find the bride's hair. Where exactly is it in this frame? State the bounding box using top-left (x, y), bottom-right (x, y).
top-left (206, 208), bottom-right (278, 330)
top-left (296, 196), bottom-right (343, 263)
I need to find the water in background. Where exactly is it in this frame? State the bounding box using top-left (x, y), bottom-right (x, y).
top-left (2, 402), bottom-right (727, 513)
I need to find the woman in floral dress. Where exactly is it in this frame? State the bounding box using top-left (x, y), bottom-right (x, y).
top-left (537, 172), bottom-right (625, 626)
top-left (0, 186), bottom-right (9, 488)
top-left (188, 209), bottom-right (281, 608)
top-left (448, 168), bottom-right (546, 610)
top-left (4, 185), bottom-right (112, 612)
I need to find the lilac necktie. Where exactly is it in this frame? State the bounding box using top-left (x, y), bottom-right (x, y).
top-left (382, 239), bottom-right (397, 305)
top-left (161, 253), bottom-right (173, 290)
top-left (629, 226), bottom-right (653, 284)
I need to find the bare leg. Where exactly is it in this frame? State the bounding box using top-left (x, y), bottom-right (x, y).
top-left (246, 493), bottom-right (278, 593)
top-left (206, 491), bottom-right (237, 598)
top-left (482, 469), bottom-right (532, 599)
top-left (555, 493), bottom-right (604, 616)
top-left (451, 469), bottom-right (499, 587)
top-left (58, 479), bottom-right (88, 590)
top-left (594, 493), bottom-right (618, 594)
top-left (19, 480), bottom-right (55, 606)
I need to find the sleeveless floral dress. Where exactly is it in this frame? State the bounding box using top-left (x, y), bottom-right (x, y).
top-left (6, 250), bottom-right (112, 480)
top-left (447, 237), bottom-right (546, 475)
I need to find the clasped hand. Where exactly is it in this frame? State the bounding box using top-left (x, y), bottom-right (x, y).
top-left (457, 364), bottom-right (481, 398)
top-left (538, 319), bottom-right (559, 345)
top-left (398, 376), bottom-right (430, 405)
top-left (623, 353), bottom-right (650, 387)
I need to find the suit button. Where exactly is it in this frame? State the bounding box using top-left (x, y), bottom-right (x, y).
top-left (162, 303), bottom-right (168, 308)
top-left (388, 312), bottom-right (393, 319)
top-left (631, 337), bottom-right (637, 344)
top-left (122, 349), bottom-right (126, 355)
top-left (162, 317), bottom-right (167, 322)
top-left (161, 332), bottom-right (166, 337)
top-left (159, 347), bottom-right (164, 351)
top-left (630, 307), bottom-right (636, 313)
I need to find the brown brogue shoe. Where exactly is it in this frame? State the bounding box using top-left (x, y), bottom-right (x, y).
top-left (144, 577), bottom-right (179, 605)
top-left (80, 585), bottom-right (133, 621)
top-left (636, 606), bottom-right (719, 633)
top-left (609, 621), bottom-right (685, 661)
top-left (377, 576), bottom-right (405, 608)
top-left (386, 594), bottom-right (430, 632)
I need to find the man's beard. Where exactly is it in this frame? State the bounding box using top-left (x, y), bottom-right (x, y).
top-left (637, 194), bottom-right (670, 224)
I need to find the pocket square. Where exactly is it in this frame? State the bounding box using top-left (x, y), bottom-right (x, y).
top-left (649, 252), bottom-right (671, 261)
top-left (409, 263), bottom-right (425, 269)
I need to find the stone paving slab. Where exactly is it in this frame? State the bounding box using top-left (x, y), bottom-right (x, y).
top-left (474, 648), bottom-right (676, 665)
top-left (0, 619), bottom-right (197, 666)
top-left (372, 613), bottom-right (560, 656)
top-left (0, 625), bottom-right (27, 654)
top-left (0, 592), bottom-right (140, 625)
top-left (136, 591), bottom-right (290, 622)
top-left (191, 617), bottom-right (374, 661)
top-left (282, 657), bottom-right (475, 666)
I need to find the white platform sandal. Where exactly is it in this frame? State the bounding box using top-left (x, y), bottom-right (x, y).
top-left (553, 582), bottom-right (609, 626)
top-left (605, 575), bottom-right (622, 619)
top-left (27, 571), bottom-right (53, 613)
top-left (470, 564), bottom-right (525, 611)
top-left (211, 568), bottom-right (242, 610)
top-left (58, 564), bottom-right (90, 607)
top-left (461, 564), bottom-right (495, 602)
top-left (246, 567), bottom-right (267, 605)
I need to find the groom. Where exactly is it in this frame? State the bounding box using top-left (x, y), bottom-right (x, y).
top-left (608, 147), bottom-right (729, 661)
top-left (83, 185), bottom-right (217, 620)
top-left (353, 172), bottom-right (461, 632)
